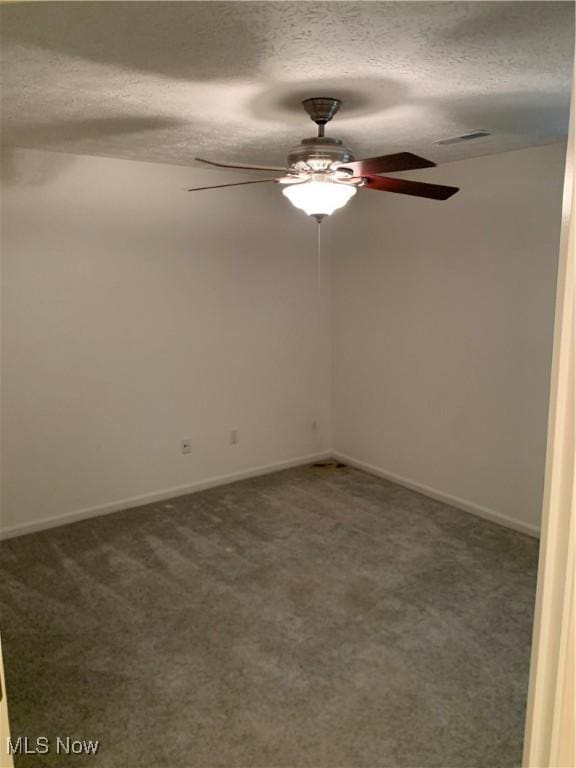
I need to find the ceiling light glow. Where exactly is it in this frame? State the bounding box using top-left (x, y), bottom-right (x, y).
top-left (282, 176), bottom-right (356, 219)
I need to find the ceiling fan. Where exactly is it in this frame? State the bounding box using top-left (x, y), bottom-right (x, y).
top-left (189, 97), bottom-right (459, 221)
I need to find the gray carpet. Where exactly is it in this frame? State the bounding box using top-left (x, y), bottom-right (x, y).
top-left (0, 463), bottom-right (538, 768)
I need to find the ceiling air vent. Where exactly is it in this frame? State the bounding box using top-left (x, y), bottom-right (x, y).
top-left (435, 131), bottom-right (491, 146)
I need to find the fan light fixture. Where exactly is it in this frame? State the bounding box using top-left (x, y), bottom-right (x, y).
top-left (189, 97), bottom-right (460, 215)
top-left (282, 176), bottom-right (357, 220)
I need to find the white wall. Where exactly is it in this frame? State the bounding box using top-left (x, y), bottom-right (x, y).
top-left (331, 143), bottom-right (566, 535)
top-left (0, 149), bottom-right (331, 535)
top-left (1, 144), bottom-right (565, 538)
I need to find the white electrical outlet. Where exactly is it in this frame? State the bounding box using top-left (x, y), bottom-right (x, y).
top-left (230, 429), bottom-right (239, 445)
top-left (181, 439), bottom-right (192, 454)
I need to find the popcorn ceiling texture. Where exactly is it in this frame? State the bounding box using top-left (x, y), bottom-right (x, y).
top-left (0, 1), bottom-right (573, 169)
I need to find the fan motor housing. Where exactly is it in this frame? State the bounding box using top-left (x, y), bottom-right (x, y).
top-left (287, 137), bottom-right (354, 171)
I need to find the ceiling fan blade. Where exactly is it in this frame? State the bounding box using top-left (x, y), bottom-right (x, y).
top-left (362, 175), bottom-right (459, 200)
top-left (338, 152), bottom-right (436, 176)
top-left (187, 178), bottom-right (278, 191)
top-left (195, 157), bottom-right (288, 173)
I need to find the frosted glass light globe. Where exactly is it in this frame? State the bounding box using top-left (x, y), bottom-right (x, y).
top-left (282, 177), bottom-right (356, 218)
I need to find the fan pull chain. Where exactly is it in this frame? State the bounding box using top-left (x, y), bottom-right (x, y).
top-left (316, 220), bottom-right (323, 442)
top-left (317, 219), bottom-right (322, 306)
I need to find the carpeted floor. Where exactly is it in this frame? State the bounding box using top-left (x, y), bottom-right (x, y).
top-left (0, 463), bottom-right (538, 768)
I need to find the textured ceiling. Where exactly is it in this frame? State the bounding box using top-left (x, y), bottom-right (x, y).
top-left (0, 2), bottom-right (573, 169)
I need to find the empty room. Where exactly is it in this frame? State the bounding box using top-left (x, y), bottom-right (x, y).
top-left (0, 2), bottom-right (574, 767)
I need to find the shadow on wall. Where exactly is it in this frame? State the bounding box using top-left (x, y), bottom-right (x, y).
top-left (249, 76), bottom-right (410, 127)
top-left (1, 116), bottom-right (189, 154)
top-left (425, 90), bottom-right (571, 142)
top-left (0, 148), bottom-right (76, 186)
top-left (0, 2), bottom-right (264, 81)
top-left (1, 1), bottom-right (571, 165)
top-left (437, 0), bottom-right (574, 46)
top-left (248, 79), bottom-right (571, 152)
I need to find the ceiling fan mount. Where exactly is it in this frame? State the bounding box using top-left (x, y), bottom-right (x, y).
top-left (288, 97), bottom-right (353, 169)
top-left (190, 97), bottom-right (460, 219)
top-left (302, 97), bottom-right (342, 132)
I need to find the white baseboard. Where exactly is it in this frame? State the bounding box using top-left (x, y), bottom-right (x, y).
top-left (333, 452), bottom-right (540, 538)
top-left (0, 451), bottom-right (331, 541)
top-left (1, 449), bottom-right (539, 541)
